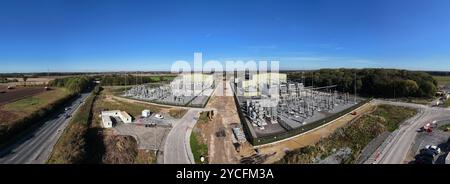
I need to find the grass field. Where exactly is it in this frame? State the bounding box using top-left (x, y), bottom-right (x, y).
top-left (190, 131), bottom-right (208, 164)
top-left (0, 88), bottom-right (71, 124)
top-left (371, 104), bottom-right (418, 132)
top-left (278, 104), bottom-right (417, 164)
top-left (433, 75), bottom-right (450, 86)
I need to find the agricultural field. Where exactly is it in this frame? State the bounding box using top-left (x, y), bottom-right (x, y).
top-left (0, 76), bottom-right (65, 86)
top-left (0, 86), bottom-right (47, 105)
top-left (433, 75), bottom-right (450, 86)
top-left (0, 88), bottom-right (71, 124)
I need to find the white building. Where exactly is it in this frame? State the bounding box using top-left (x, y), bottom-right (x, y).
top-left (170, 73), bottom-right (214, 96)
top-left (446, 153), bottom-right (450, 164)
top-left (101, 115), bottom-right (113, 128)
top-left (238, 73), bottom-right (287, 97)
top-left (101, 110), bottom-right (132, 128)
top-left (142, 109), bottom-right (151, 118)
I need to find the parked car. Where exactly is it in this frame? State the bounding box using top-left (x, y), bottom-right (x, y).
top-left (425, 145), bottom-right (441, 155)
top-left (154, 114), bottom-right (164, 119)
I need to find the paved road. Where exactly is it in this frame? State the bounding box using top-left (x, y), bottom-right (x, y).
top-left (372, 100), bottom-right (450, 164)
top-left (0, 92), bottom-right (91, 164)
top-left (163, 108), bottom-right (202, 164)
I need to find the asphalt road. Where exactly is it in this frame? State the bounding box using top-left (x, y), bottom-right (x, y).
top-left (163, 108), bottom-right (202, 164)
top-left (0, 92), bottom-right (91, 164)
top-left (372, 100), bottom-right (450, 164)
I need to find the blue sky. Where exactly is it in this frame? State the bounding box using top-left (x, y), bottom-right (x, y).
top-left (1, 0), bottom-right (450, 72)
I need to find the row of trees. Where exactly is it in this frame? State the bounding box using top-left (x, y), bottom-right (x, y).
top-left (287, 69), bottom-right (438, 98)
top-left (99, 75), bottom-right (175, 86)
top-left (0, 77), bottom-right (18, 83)
top-left (49, 76), bottom-right (92, 93)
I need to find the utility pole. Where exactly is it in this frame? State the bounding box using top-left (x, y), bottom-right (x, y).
top-left (393, 82), bottom-right (396, 99)
top-left (354, 72), bottom-right (357, 104)
top-left (302, 71), bottom-right (305, 85)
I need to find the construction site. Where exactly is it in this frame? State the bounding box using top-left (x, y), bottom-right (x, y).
top-left (123, 73), bottom-right (215, 107)
top-left (232, 72), bottom-right (364, 145)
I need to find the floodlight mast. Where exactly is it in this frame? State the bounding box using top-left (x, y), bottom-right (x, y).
top-left (354, 72), bottom-right (357, 104)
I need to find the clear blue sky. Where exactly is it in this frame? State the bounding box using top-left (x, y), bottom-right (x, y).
top-left (1, 0), bottom-right (450, 72)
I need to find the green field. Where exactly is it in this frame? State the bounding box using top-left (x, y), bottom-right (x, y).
top-left (433, 75), bottom-right (450, 86)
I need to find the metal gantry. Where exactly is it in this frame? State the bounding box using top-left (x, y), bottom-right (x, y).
top-left (241, 82), bottom-right (355, 130)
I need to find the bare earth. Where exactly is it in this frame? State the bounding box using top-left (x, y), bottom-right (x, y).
top-left (201, 79), bottom-right (255, 163)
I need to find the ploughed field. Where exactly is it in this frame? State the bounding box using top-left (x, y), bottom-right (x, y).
top-left (0, 86), bottom-right (47, 105)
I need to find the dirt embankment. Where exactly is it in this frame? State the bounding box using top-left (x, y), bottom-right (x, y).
top-left (102, 135), bottom-right (139, 164)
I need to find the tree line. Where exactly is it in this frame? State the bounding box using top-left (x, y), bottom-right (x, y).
top-left (98, 75), bottom-right (176, 86)
top-left (287, 69), bottom-right (438, 98)
top-left (48, 76), bottom-right (92, 93)
top-left (0, 77), bottom-right (18, 83)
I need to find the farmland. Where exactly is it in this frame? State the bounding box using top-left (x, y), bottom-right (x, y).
top-left (0, 86), bottom-right (47, 105)
top-left (433, 75), bottom-right (450, 86)
top-left (0, 88), bottom-right (71, 124)
top-left (0, 87), bottom-right (73, 145)
top-left (0, 76), bottom-right (65, 86)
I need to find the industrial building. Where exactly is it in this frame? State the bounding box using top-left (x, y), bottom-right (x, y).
top-left (142, 109), bottom-right (151, 118)
top-left (237, 73), bottom-right (287, 96)
top-left (101, 110), bottom-right (132, 128)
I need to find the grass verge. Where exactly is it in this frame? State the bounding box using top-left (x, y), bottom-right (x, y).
top-left (444, 98), bottom-right (450, 107)
top-left (438, 121), bottom-right (450, 131)
top-left (190, 131), bottom-right (208, 164)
